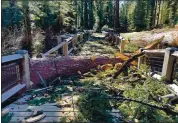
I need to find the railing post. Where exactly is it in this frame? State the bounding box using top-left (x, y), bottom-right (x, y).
top-left (80, 33), bottom-right (83, 42)
top-left (116, 36), bottom-right (120, 45)
top-left (16, 50), bottom-right (31, 89)
top-left (63, 42), bottom-right (68, 56)
top-left (138, 48), bottom-right (144, 69)
top-left (161, 48), bottom-right (176, 82)
top-left (72, 36), bottom-right (77, 48)
top-left (120, 39), bottom-right (125, 53)
top-left (76, 34), bottom-right (79, 42)
top-left (57, 35), bottom-right (62, 44)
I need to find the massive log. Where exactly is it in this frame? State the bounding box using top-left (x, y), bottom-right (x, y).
top-left (30, 56), bottom-right (123, 87)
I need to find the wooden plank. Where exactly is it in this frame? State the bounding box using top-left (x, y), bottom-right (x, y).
top-left (138, 49), bottom-right (143, 69)
top-left (2, 84), bottom-right (26, 103)
top-left (11, 111), bottom-right (75, 117)
top-left (13, 95), bottom-right (32, 104)
top-left (10, 116), bottom-right (74, 123)
top-left (162, 48), bottom-right (176, 81)
top-left (172, 51), bottom-right (178, 57)
top-left (143, 49), bottom-right (166, 54)
top-left (2, 54), bottom-right (23, 63)
top-left (57, 35), bottom-right (62, 44)
top-left (8, 105), bottom-right (78, 112)
top-left (43, 42), bottom-right (66, 56)
top-left (68, 48), bottom-right (73, 55)
top-left (65, 37), bottom-right (73, 42)
top-left (120, 40), bottom-right (125, 53)
top-left (63, 43), bottom-right (68, 56)
top-left (23, 53), bottom-right (31, 89)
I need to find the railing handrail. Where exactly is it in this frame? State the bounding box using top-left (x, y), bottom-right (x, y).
top-left (143, 49), bottom-right (166, 54)
top-left (42, 33), bottom-right (84, 57)
top-left (138, 48), bottom-right (178, 82)
top-left (2, 54), bottom-right (23, 63)
top-left (43, 41), bottom-right (66, 56)
top-left (172, 51), bottom-right (178, 57)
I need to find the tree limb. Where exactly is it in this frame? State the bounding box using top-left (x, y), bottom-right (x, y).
top-left (113, 52), bottom-right (145, 79)
top-left (106, 96), bottom-right (178, 116)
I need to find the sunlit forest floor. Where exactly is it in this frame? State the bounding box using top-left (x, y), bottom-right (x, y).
top-left (76, 40), bottom-right (119, 57)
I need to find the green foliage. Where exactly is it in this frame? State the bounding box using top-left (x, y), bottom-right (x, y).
top-left (133, 0), bottom-right (148, 31)
top-left (124, 43), bottom-right (140, 53)
top-left (32, 30), bottom-right (45, 55)
top-left (2, 7), bottom-right (23, 27)
top-left (28, 98), bottom-right (49, 106)
top-left (1, 113), bottom-right (14, 123)
top-left (117, 75), bottom-right (175, 122)
top-left (77, 90), bottom-right (113, 122)
top-left (32, 1), bottom-right (58, 29)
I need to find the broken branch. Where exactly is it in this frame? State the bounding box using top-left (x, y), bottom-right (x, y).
top-left (106, 96), bottom-right (178, 116)
top-left (113, 52), bottom-right (145, 79)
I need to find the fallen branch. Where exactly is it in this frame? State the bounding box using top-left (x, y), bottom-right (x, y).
top-left (37, 72), bottom-right (47, 87)
top-left (113, 52), bottom-right (145, 79)
top-left (106, 96), bottom-right (178, 116)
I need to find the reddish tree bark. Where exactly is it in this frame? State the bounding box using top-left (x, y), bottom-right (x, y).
top-left (114, 0), bottom-right (120, 32)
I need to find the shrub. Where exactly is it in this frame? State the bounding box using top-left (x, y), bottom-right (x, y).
top-left (77, 90), bottom-right (113, 122)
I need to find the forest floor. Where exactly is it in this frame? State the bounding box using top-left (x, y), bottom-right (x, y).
top-left (76, 39), bottom-right (119, 57)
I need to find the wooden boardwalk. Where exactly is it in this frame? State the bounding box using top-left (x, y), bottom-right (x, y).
top-left (3, 94), bottom-right (79, 122)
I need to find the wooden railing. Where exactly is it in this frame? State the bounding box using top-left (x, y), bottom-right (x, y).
top-left (138, 48), bottom-right (178, 81)
top-left (42, 33), bottom-right (84, 57)
top-left (114, 35), bottom-right (126, 53)
top-left (2, 50), bottom-right (30, 103)
top-left (102, 31), bottom-right (126, 53)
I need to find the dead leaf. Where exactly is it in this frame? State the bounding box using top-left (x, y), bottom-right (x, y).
top-left (90, 56), bottom-right (96, 62)
top-left (101, 64), bottom-right (113, 71)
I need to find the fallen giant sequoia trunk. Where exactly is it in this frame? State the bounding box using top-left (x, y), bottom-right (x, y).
top-left (30, 56), bottom-right (123, 87)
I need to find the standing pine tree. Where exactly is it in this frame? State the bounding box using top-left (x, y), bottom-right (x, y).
top-left (80, 0), bottom-right (84, 30)
top-left (150, 0), bottom-right (156, 28)
top-left (114, 0), bottom-right (120, 32)
top-left (22, 0), bottom-right (32, 53)
top-left (170, 0), bottom-right (178, 26)
top-left (89, 0), bottom-right (94, 29)
top-left (84, 0), bottom-right (88, 29)
top-left (134, 0), bottom-right (147, 31)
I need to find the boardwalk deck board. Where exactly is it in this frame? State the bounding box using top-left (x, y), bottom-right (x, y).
top-left (3, 94), bottom-right (78, 122)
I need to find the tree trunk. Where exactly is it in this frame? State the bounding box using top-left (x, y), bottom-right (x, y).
top-left (171, 0), bottom-right (178, 26)
top-left (22, 0), bottom-right (32, 54)
top-left (9, 0), bottom-right (16, 7)
top-left (114, 0), bottom-right (120, 33)
top-left (154, 0), bottom-right (157, 27)
top-left (156, 0), bottom-right (161, 26)
top-left (160, 0), bottom-right (164, 24)
top-left (80, 0), bottom-right (84, 30)
top-left (84, 0), bottom-right (88, 29)
top-left (74, 0), bottom-right (78, 28)
top-left (89, 0), bottom-right (94, 29)
top-left (150, 0), bottom-right (155, 28)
